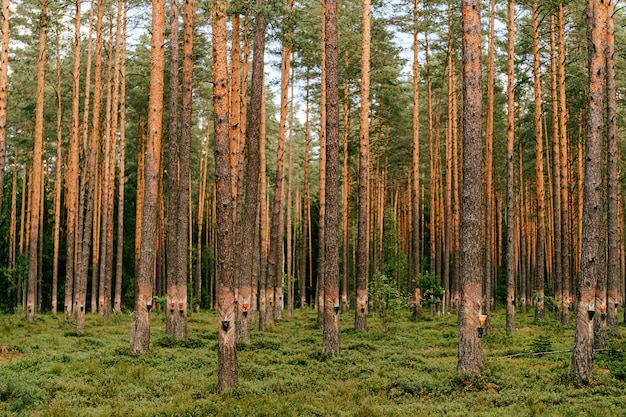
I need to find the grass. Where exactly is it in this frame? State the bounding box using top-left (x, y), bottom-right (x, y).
top-left (1, 308), bottom-right (626, 416)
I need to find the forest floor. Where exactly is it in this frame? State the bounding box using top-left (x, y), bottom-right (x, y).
top-left (1, 307), bottom-right (626, 416)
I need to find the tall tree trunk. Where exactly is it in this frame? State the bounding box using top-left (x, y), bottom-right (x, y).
top-left (482, 0), bottom-right (495, 336)
top-left (341, 56), bottom-right (350, 314)
top-left (51, 34), bottom-right (64, 315)
top-left (238, 0), bottom-right (264, 342)
top-left (549, 12), bottom-right (563, 324)
top-left (317, 3), bottom-right (327, 328)
top-left (355, 0), bottom-right (370, 331)
top-left (114, 1), bottom-right (127, 314)
top-left (269, 0), bottom-right (293, 322)
top-left (411, 0), bottom-right (421, 319)
top-left (259, 86), bottom-right (269, 330)
top-left (287, 64), bottom-right (295, 317)
top-left (505, 0), bottom-right (516, 334)
top-left (457, 0), bottom-right (484, 376)
top-left (26, 0), bottom-right (48, 322)
top-left (166, 0), bottom-right (188, 339)
top-left (532, 2), bottom-right (546, 323)
top-left (572, 0), bottom-right (607, 383)
top-left (606, 0), bottom-right (619, 335)
top-left (130, 0), bottom-right (165, 352)
top-left (9, 150), bottom-right (18, 271)
top-left (558, 3), bottom-right (571, 326)
top-left (0, 0), bottom-right (9, 217)
top-left (322, 0), bottom-right (340, 356)
top-left (301, 78), bottom-right (311, 312)
top-left (76, 0), bottom-right (104, 334)
top-left (213, 0), bottom-right (237, 391)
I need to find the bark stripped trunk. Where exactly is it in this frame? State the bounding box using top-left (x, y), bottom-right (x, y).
top-left (572, 0), bottom-right (607, 383)
top-left (322, 0), bottom-right (340, 356)
top-left (355, 0), bottom-right (370, 331)
top-left (457, 0), bottom-right (484, 376)
top-left (130, 0), bottom-right (165, 352)
top-left (26, 0), bottom-right (48, 322)
top-left (505, 0), bottom-right (516, 334)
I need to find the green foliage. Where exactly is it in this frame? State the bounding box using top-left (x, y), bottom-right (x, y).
top-left (368, 272), bottom-right (407, 331)
top-left (417, 272), bottom-right (445, 307)
top-left (0, 310), bottom-right (626, 415)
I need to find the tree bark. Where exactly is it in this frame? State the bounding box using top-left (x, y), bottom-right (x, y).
top-left (317, 3), bottom-right (327, 329)
top-left (26, 0), bottom-right (48, 322)
top-left (355, 0), bottom-right (370, 331)
top-left (505, 0), bottom-right (516, 334)
top-left (457, 0), bottom-right (484, 377)
top-left (130, 0), bottom-right (165, 352)
top-left (605, 0), bottom-right (619, 335)
top-left (411, 0), bottom-right (421, 319)
top-left (0, 0), bottom-right (9, 218)
top-left (572, 0), bottom-right (607, 383)
top-left (532, 2), bottom-right (546, 323)
top-left (322, 0), bottom-right (340, 357)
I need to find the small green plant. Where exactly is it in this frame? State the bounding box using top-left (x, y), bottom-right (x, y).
top-left (417, 272), bottom-right (445, 307)
top-left (531, 333), bottom-right (552, 353)
top-left (369, 272), bottom-right (406, 331)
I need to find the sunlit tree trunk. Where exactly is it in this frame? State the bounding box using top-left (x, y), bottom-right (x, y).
top-left (411, 0), bottom-right (421, 319)
top-left (114, 1), bottom-right (127, 314)
top-left (287, 65), bottom-right (295, 317)
top-left (572, 0), bottom-right (607, 383)
top-left (605, 0), bottom-right (618, 335)
top-left (301, 78), bottom-right (311, 312)
top-left (259, 86), bottom-right (269, 330)
top-left (355, 0), bottom-right (370, 331)
top-left (482, 0), bottom-right (495, 336)
top-left (0, 0), bottom-right (9, 217)
top-left (532, 2), bottom-right (546, 323)
top-left (51, 35), bottom-right (63, 315)
top-left (558, 3), bottom-right (571, 326)
top-left (322, 0), bottom-right (340, 356)
top-left (505, 0), bottom-right (516, 334)
top-left (457, 0), bottom-right (484, 376)
top-left (341, 56), bottom-right (350, 314)
top-left (26, 0), bottom-right (47, 322)
top-left (130, 0), bottom-right (165, 352)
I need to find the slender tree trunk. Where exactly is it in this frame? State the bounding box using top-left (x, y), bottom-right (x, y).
top-left (558, 3), bottom-right (571, 326)
top-left (532, 2), bottom-right (546, 323)
top-left (287, 64), bottom-right (295, 317)
top-left (301, 78), bottom-right (311, 312)
top-left (341, 57), bottom-right (350, 314)
top-left (114, 1), bottom-right (127, 314)
top-left (26, 0), bottom-right (48, 322)
top-left (322, 0), bottom-right (340, 356)
top-left (457, 0), bottom-right (484, 376)
top-left (482, 0), bottom-right (495, 336)
top-left (259, 86), bottom-right (269, 330)
top-left (269, 0), bottom-right (293, 321)
top-left (355, 0), bottom-right (370, 331)
top-left (130, 0), bottom-right (165, 352)
top-left (572, 0), bottom-right (607, 383)
top-left (0, 0), bottom-right (9, 217)
top-left (317, 4), bottom-right (327, 328)
top-left (505, 0), bottom-right (516, 334)
top-left (411, 0), bottom-right (421, 319)
top-left (51, 35), bottom-right (63, 314)
top-left (606, 0), bottom-right (619, 335)
top-left (9, 150), bottom-right (18, 270)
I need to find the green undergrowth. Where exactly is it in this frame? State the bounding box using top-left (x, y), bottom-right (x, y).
top-left (1, 309), bottom-right (625, 416)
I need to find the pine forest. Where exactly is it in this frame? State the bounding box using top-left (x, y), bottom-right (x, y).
top-left (2, 0), bottom-right (626, 415)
